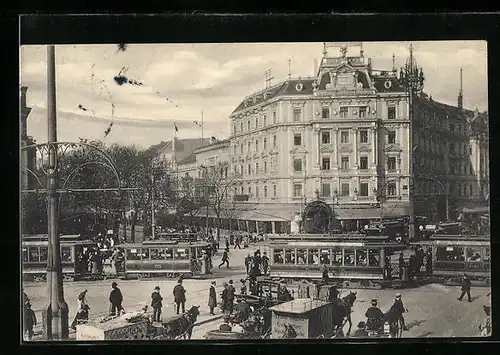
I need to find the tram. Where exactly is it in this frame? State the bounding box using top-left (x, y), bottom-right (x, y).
top-left (116, 239), bottom-right (211, 279)
top-left (22, 234), bottom-right (97, 281)
top-left (154, 232), bottom-right (200, 243)
top-left (410, 234), bottom-right (490, 284)
top-left (267, 234), bottom-right (407, 289)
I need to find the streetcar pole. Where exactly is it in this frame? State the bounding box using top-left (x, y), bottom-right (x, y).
top-left (43, 45), bottom-right (69, 340)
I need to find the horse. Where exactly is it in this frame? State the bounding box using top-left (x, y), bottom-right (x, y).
top-left (162, 305), bottom-right (200, 340)
top-left (383, 305), bottom-right (403, 338)
top-left (331, 291), bottom-right (357, 337)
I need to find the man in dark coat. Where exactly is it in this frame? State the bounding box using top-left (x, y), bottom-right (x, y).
top-left (208, 281), bottom-right (217, 315)
top-left (321, 263), bottom-right (330, 283)
top-left (151, 286), bottom-right (163, 322)
top-left (227, 280), bottom-right (236, 314)
top-left (173, 279), bottom-right (187, 314)
top-left (398, 253), bottom-right (405, 279)
top-left (220, 282), bottom-right (229, 313)
top-left (244, 254), bottom-right (252, 274)
top-left (234, 235), bottom-right (242, 249)
top-left (234, 298), bottom-right (252, 323)
top-left (365, 299), bottom-right (384, 331)
top-left (458, 274), bottom-right (472, 302)
top-left (109, 282), bottom-right (124, 316)
top-left (23, 302), bottom-right (37, 340)
top-left (225, 237), bottom-right (230, 250)
top-left (392, 294), bottom-right (409, 330)
top-left (218, 248), bottom-right (230, 268)
top-left (261, 252), bottom-right (270, 275)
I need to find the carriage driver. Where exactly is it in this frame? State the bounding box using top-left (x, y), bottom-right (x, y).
top-left (365, 299), bottom-right (385, 331)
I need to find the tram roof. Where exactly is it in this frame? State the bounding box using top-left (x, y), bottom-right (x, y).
top-left (21, 234), bottom-right (94, 242)
top-left (115, 241), bottom-right (209, 248)
top-left (411, 240), bottom-right (490, 247)
top-left (268, 233), bottom-right (393, 242)
top-left (430, 234), bottom-right (490, 240)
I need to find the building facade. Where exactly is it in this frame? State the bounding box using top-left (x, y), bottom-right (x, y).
top-left (20, 86), bottom-right (36, 191)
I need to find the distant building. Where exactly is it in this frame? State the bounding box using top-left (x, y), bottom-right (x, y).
top-left (20, 86), bottom-right (36, 190)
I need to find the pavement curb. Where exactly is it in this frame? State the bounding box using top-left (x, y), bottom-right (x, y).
top-left (194, 314), bottom-right (224, 327)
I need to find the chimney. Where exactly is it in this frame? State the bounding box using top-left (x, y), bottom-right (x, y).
top-left (21, 86), bottom-right (28, 109)
top-left (313, 58), bottom-right (318, 76)
top-left (458, 67), bottom-right (463, 109)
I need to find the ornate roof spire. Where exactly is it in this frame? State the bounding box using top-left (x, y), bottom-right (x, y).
top-left (392, 53), bottom-right (396, 72)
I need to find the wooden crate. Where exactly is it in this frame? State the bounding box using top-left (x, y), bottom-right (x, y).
top-left (270, 299), bottom-right (334, 339)
top-left (76, 318), bottom-right (149, 340)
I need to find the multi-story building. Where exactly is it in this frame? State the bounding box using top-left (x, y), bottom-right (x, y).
top-left (20, 86), bottom-right (36, 191)
top-left (177, 44), bottom-right (489, 234)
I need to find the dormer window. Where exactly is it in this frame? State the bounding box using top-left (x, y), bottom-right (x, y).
top-left (388, 105), bottom-right (396, 120)
top-left (359, 107), bottom-right (367, 118)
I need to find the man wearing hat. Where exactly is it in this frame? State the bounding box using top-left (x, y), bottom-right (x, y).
top-left (458, 274), bottom-right (472, 302)
top-left (151, 286), bottom-right (163, 322)
top-left (23, 302), bottom-right (37, 340)
top-left (364, 299), bottom-right (384, 331)
top-left (71, 289), bottom-right (89, 330)
top-left (353, 321), bottom-right (368, 338)
top-left (234, 297), bottom-right (252, 323)
top-left (173, 279), bottom-right (187, 315)
top-left (227, 280), bottom-right (236, 314)
top-left (240, 279), bottom-right (247, 295)
top-left (109, 282), bottom-right (124, 316)
top-left (392, 294), bottom-right (409, 331)
top-left (208, 281), bottom-right (217, 316)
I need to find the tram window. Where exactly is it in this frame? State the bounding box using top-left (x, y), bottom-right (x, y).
top-left (296, 249), bottom-right (307, 265)
top-left (61, 247), bottom-right (72, 262)
top-left (356, 249), bottom-right (368, 266)
top-left (150, 248), bottom-right (164, 261)
top-left (307, 249), bottom-right (320, 265)
top-left (483, 247), bottom-right (490, 262)
top-left (320, 250), bottom-right (331, 265)
top-left (466, 246), bottom-right (482, 262)
top-left (285, 249), bottom-right (296, 264)
top-left (28, 247), bottom-right (40, 262)
top-left (332, 249), bottom-right (342, 266)
top-left (176, 248), bottom-right (189, 260)
top-left (273, 249), bottom-right (284, 264)
top-left (436, 246), bottom-right (465, 262)
top-left (22, 248), bottom-right (28, 262)
top-left (126, 248), bottom-right (141, 261)
top-left (165, 248), bottom-right (174, 260)
top-left (141, 248), bottom-right (149, 260)
top-left (368, 249), bottom-right (380, 267)
top-left (344, 249), bottom-right (355, 266)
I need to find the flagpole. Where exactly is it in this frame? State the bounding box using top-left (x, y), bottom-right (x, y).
top-left (201, 110), bottom-right (204, 147)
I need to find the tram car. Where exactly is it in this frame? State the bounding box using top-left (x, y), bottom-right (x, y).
top-left (410, 234), bottom-right (490, 285)
top-left (154, 232), bottom-right (200, 243)
top-left (22, 234), bottom-right (97, 281)
top-left (267, 234), bottom-right (407, 289)
top-left (116, 239), bottom-right (211, 279)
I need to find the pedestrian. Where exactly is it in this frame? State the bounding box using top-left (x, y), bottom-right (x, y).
top-left (240, 279), bottom-right (247, 295)
top-left (244, 254), bottom-right (252, 274)
top-left (225, 237), bottom-right (230, 250)
top-left (220, 282), bottom-right (229, 313)
top-left (458, 274), bottom-right (472, 302)
top-left (109, 282), bottom-right (124, 316)
top-left (218, 248), bottom-right (230, 268)
top-left (234, 235), bottom-right (241, 249)
top-left (71, 289), bottom-right (89, 330)
top-left (151, 286), bottom-right (163, 322)
top-left (23, 302), bottom-right (37, 340)
top-left (321, 263), bottom-right (330, 283)
top-left (393, 293), bottom-right (409, 330)
top-left (261, 252), bottom-right (270, 275)
top-left (173, 279), bottom-right (187, 315)
top-left (227, 280), bottom-right (236, 314)
top-left (479, 305), bottom-right (491, 336)
top-left (425, 250), bottom-right (432, 273)
top-left (208, 281), bottom-right (217, 316)
top-left (23, 289), bottom-right (30, 310)
top-left (398, 253), bottom-right (405, 279)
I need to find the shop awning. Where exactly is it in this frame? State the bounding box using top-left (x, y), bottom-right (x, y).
top-left (334, 208), bottom-right (382, 220)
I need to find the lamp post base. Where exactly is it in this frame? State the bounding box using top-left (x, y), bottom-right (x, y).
top-left (42, 300), bottom-right (69, 340)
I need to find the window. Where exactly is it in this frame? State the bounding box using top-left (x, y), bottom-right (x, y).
top-left (320, 250), bottom-right (331, 265)
top-left (359, 107), bottom-right (367, 118)
top-left (322, 157), bottom-right (331, 170)
top-left (436, 246), bottom-right (464, 262)
top-left (285, 249), bottom-right (296, 264)
top-left (176, 248), bottom-right (189, 260)
top-left (126, 248), bottom-right (141, 260)
top-left (296, 249), bottom-right (307, 265)
top-left (233, 124), bottom-right (236, 134)
top-left (340, 130), bottom-right (349, 143)
top-left (387, 157), bottom-right (397, 171)
top-left (273, 249), bottom-right (284, 264)
top-left (142, 248), bottom-right (150, 259)
top-left (388, 131), bottom-right (396, 144)
top-left (29, 247), bottom-right (40, 262)
top-left (450, 123), bottom-right (455, 133)
top-left (293, 183), bottom-right (302, 197)
top-left (332, 249), bottom-right (342, 266)
top-left (293, 108), bottom-right (302, 122)
top-left (264, 185), bottom-right (268, 197)
top-left (248, 141), bottom-right (251, 153)
top-left (248, 164), bottom-right (251, 175)
top-left (240, 122), bottom-right (243, 132)
top-left (449, 143), bottom-right (455, 153)
top-left (466, 246), bottom-right (482, 262)
top-left (344, 249), bottom-right (355, 266)
top-left (359, 156), bottom-right (368, 170)
top-left (387, 182), bottom-right (397, 196)
top-left (255, 140), bottom-right (259, 152)
top-left (294, 133), bottom-right (302, 146)
top-left (307, 249), bottom-right (320, 265)
top-left (234, 187), bottom-right (238, 196)
top-left (256, 186), bottom-right (259, 198)
top-left (340, 107), bottom-right (348, 118)
top-left (22, 247), bottom-right (28, 262)
top-left (322, 183), bottom-right (331, 197)
top-left (273, 111), bottom-right (277, 124)
top-left (341, 182), bottom-right (350, 196)
top-left (359, 130), bottom-right (368, 144)
top-left (263, 138), bottom-right (267, 150)
top-left (256, 162), bottom-right (259, 174)
top-left (273, 135), bottom-right (277, 147)
top-left (264, 161), bottom-right (267, 173)
top-left (248, 186), bottom-right (252, 196)
top-left (356, 249), bottom-right (368, 266)
top-left (248, 120), bottom-right (251, 131)
top-left (150, 248), bottom-right (164, 261)
top-left (240, 165), bottom-right (243, 176)
top-left (61, 247), bottom-right (72, 262)
top-left (341, 157), bottom-right (349, 170)
top-left (388, 106), bottom-right (396, 119)
top-left (360, 182), bottom-right (369, 196)
top-left (321, 131), bottom-right (330, 144)
top-left (255, 117), bottom-right (259, 128)
top-left (368, 249), bottom-right (380, 267)
top-left (263, 114), bottom-right (267, 127)
top-left (483, 247), bottom-right (490, 262)
top-left (39, 247), bottom-right (48, 262)
top-left (240, 144), bottom-right (243, 154)
top-left (294, 158), bottom-right (303, 172)
top-left (241, 186), bottom-right (244, 195)
top-left (322, 107), bottom-right (330, 119)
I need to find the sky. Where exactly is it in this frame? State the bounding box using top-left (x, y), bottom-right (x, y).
top-left (20, 41), bottom-right (488, 149)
